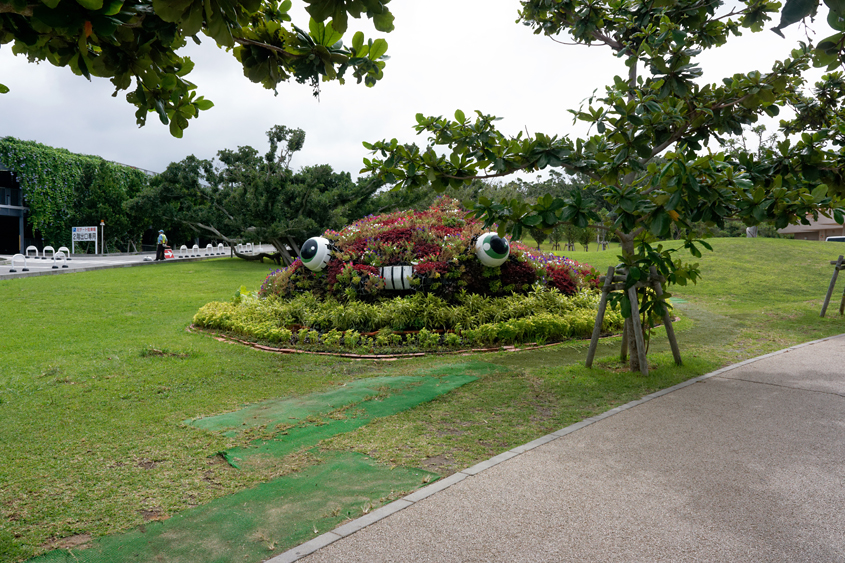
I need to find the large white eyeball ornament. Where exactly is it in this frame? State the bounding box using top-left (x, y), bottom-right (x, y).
top-left (475, 232), bottom-right (510, 267)
top-left (301, 237), bottom-right (332, 271)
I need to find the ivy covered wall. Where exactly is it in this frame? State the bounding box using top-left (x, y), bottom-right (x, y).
top-left (0, 137), bottom-right (151, 249)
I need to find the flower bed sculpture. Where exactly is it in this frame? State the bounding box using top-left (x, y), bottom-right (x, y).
top-left (259, 197), bottom-right (599, 301)
top-left (193, 198), bottom-right (623, 353)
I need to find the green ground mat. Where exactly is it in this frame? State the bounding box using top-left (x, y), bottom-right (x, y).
top-left (29, 451), bottom-right (436, 563)
top-left (30, 364), bottom-right (489, 563)
top-left (219, 374), bottom-right (477, 469)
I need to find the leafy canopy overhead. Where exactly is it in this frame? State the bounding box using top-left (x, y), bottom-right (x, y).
top-left (0, 0), bottom-right (392, 136)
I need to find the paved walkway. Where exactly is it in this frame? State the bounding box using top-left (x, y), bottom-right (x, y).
top-left (0, 246), bottom-right (247, 280)
top-left (272, 335), bottom-right (845, 563)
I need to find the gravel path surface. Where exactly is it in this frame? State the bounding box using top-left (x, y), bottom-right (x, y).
top-left (273, 335), bottom-right (845, 563)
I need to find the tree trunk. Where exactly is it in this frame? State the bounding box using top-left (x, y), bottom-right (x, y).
top-left (618, 231), bottom-right (642, 372)
top-left (286, 236), bottom-right (301, 258)
top-left (271, 238), bottom-right (295, 266)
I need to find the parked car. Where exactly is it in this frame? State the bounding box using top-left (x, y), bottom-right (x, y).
top-left (825, 236), bottom-right (845, 242)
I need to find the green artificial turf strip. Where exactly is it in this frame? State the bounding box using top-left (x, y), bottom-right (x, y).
top-left (27, 451), bottom-right (437, 563)
top-left (3, 240), bottom-right (845, 562)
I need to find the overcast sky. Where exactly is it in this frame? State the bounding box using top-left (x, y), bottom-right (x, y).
top-left (0, 1), bottom-right (827, 178)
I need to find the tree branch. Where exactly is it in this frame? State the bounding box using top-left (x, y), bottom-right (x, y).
top-left (233, 37), bottom-right (301, 60)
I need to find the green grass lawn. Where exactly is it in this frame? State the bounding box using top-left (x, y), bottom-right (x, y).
top-left (2, 240), bottom-right (845, 562)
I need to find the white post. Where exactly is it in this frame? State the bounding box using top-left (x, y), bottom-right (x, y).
top-left (9, 253), bottom-right (28, 272)
top-left (55, 251), bottom-right (68, 269)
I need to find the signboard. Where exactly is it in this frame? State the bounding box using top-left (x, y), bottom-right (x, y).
top-left (72, 226), bottom-right (98, 241)
top-left (71, 226), bottom-right (98, 254)
top-left (164, 249), bottom-right (174, 259)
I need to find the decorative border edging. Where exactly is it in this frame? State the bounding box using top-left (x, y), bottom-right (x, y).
top-left (186, 324), bottom-right (620, 360)
top-left (264, 332), bottom-right (845, 563)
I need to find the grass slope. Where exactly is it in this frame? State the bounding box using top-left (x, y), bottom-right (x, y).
top-left (1, 240), bottom-right (844, 561)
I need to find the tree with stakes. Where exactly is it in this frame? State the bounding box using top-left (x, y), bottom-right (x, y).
top-left (361, 0), bottom-right (845, 372)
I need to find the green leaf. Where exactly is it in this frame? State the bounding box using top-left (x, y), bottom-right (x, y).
top-left (650, 211), bottom-right (669, 237)
top-left (182, 0), bottom-right (204, 36)
top-left (169, 118), bottom-right (184, 138)
top-left (100, 0), bottom-right (123, 14)
top-left (828, 9), bottom-right (845, 30)
top-left (0, 83), bottom-right (8, 94)
top-left (372, 10), bottom-right (394, 32)
top-left (522, 214), bottom-right (542, 226)
top-left (812, 183), bottom-right (829, 200)
top-left (454, 109), bottom-right (465, 122)
top-left (194, 98), bottom-right (214, 111)
top-left (368, 38), bottom-right (388, 60)
top-left (834, 208), bottom-right (845, 224)
top-left (621, 294), bottom-right (631, 318)
top-left (76, 0), bottom-right (104, 9)
top-left (352, 31), bottom-right (364, 52)
top-left (152, 0), bottom-right (191, 21)
top-left (825, 0), bottom-right (845, 16)
top-left (772, 0), bottom-right (817, 36)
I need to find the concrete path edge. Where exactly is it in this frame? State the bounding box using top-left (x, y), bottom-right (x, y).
top-left (265, 332), bottom-right (845, 563)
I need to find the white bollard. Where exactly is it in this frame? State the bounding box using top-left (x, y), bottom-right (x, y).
top-left (43, 246), bottom-right (55, 261)
top-left (179, 245), bottom-right (188, 258)
top-left (191, 244), bottom-right (200, 257)
top-left (52, 251), bottom-right (68, 269)
top-left (26, 245), bottom-right (39, 260)
top-left (205, 244), bottom-right (213, 256)
top-left (246, 242), bottom-right (253, 254)
top-left (217, 243), bottom-right (225, 255)
top-left (57, 246), bottom-right (72, 260)
top-left (9, 253), bottom-right (28, 272)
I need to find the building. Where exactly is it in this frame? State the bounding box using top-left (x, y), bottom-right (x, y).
top-left (777, 214), bottom-right (845, 241)
top-left (0, 162), bottom-right (26, 254)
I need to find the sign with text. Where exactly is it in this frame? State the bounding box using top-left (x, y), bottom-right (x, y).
top-left (72, 226), bottom-right (98, 242)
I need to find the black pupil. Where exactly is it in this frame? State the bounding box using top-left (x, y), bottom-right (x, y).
top-left (302, 241), bottom-right (318, 259)
top-left (490, 236), bottom-right (507, 254)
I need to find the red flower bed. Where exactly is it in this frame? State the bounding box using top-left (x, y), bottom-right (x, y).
top-left (413, 242), bottom-right (441, 259)
top-left (500, 259), bottom-right (537, 289)
top-left (414, 261), bottom-right (448, 276)
top-left (547, 265), bottom-right (577, 295)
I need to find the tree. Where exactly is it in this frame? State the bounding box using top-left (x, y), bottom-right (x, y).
top-left (361, 0), bottom-right (845, 371)
top-left (127, 124), bottom-right (391, 264)
top-left (0, 0), bottom-right (392, 136)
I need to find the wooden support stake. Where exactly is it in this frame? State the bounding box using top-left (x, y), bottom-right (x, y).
top-left (627, 285), bottom-right (649, 376)
top-left (650, 266), bottom-right (682, 366)
top-left (620, 318), bottom-right (629, 362)
top-left (586, 265), bottom-right (616, 368)
top-left (821, 255), bottom-right (844, 317)
top-left (840, 285), bottom-right (845, 316)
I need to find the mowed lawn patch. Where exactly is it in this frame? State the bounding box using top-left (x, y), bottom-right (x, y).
top-left (2, 239), bottom-right (844, 562)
